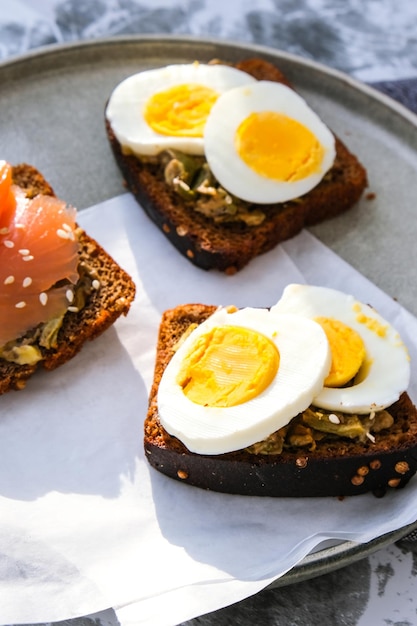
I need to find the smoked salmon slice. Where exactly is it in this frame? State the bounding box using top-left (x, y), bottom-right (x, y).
top-left (0, 161), bottom-right (79, 347)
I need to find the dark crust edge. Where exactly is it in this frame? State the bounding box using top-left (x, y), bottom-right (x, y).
top-left (0, 164), bottom-right (136, 394)
top-left (144, 304), bottom-right (417, 498)
top-left (105, 57), bottom-right (368, 274)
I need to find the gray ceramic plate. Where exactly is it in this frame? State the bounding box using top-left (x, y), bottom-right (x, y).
top-left (2, 34), bottom-right (417, 588)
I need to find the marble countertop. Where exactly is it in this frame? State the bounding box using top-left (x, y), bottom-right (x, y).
top-left (1, 2), bottom-right (417, 626)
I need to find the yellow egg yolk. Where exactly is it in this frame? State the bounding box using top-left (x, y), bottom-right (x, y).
top-left (315, 317), bottom-right (366, 387)
top-left (0, 161), bottom-right (16, 229)
top-left (235, 111), bottom-right (325, 182)
top-left (176, 325), bottom-right (280, 407)
top-left (144, 83), bottom-right (219, 137)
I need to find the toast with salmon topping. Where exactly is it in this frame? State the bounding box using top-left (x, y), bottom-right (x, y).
top-left (0, 163), bottom-right (136, 394)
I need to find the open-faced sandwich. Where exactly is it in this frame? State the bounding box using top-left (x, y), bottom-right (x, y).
top-left (0, 160), bottom-right (136, 394)
top-left (105, 57), bottom-right (368, 274)
top-left (145, 284), bottom-right (417, 498)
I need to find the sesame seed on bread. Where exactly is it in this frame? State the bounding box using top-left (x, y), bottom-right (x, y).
top-left (0, 164), bottom-right (136, 394)
top-left (144, 303), bottom-right (417, 498)
top-left (105, 57), bottom-right (368, 274)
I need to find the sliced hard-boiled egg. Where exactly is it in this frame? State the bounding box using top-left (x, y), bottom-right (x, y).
top-left (105, 63), bottom-right (256, 156)
top-left (204, 81), bottom-right (336, 204)
top-left (271, 284), bottom-right (411, 414)
top-left (157, 306), bottom-right (331, 455)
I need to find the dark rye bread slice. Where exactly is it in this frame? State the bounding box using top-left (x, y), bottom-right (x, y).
top-left (0, 164), bottom-right (136, 394)
top-left (144, 303), bottom-right (417, 498)
top-left (106, 57), bottom-right (368, 274)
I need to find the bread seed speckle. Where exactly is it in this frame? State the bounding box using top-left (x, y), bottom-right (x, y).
top-left (351, 475), bottom-right (364, 486)
top-left (162, 223), bottom-right (170, 234)
top-left (22, 277), bottom-right (32, 288)
top-left (176, 225), bottom-right (188, 237)
top-left (4, 275), bottom-right (14, 285)
top-left (39, 292), bottom-right (48, 306)
top-left (18, 248), bottom-right (30, 255)
top-left (388, 478), bottom-right (401, 488)
top-left (177, 470), bottom-right (188, 480)
top-left (357, 466), bottom-right (369, 476)
top-left (186, 249), bottom-right (194, 259)
top-left (22, 255), bottom-right (34, 261)
top-left (370, 459), bottom-right (382, 470)
top-left (3, 240), bottom-right (14, 248)
top-left (92, 279), bottom-right (100, 290)
top-left (395, 461), bottom-right (409, 475)
top-left (15, 301), bottom-right (26, 309)
top-left (66, 289), bottom-right (74, 303)
top-left (328, 413), bottom-right (340, 424)
top-left (296, 457), bottom-right (308, 468)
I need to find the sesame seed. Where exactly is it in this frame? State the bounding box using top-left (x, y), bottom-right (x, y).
top-left (22, 255), bottom-right (34, 261)
top-left (22, 277), bottom-right (32, 288)
top-left (62, 223), bottom-right (72, 232)
top-left (4, 275), bottom-right (15, 285)
top-left (15, 301), bottom-right (26, 308)
top-left (67, 306), bottom-right (79, 313)
top-left (66, 289), bottom-right (74, 303)
top-left (366, 432), bottom-right (376, 443)
top-left (328, 413), bottom-right (340, 424)
top-left (92, 279), bottom-right (100, 290)
top-left (0, 227), bottom-right (9, 235)
top-left (39, 292), bottom-right (48, 306)
top-left (56, 228), bottom-right (71, 240)
top-left (15, 223), bottom-right (24, 230)
top-left (18, 249), bottom-right (30, 255)
top-left (3, 240), bottom-right (14, 248)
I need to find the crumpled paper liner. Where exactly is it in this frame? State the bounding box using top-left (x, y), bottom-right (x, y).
top-left (1, 193), bottom-right (417, 626)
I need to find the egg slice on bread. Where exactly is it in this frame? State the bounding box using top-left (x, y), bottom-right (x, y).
top-left (105, 62), bottom-right (336, 204)
top-left (156, 285), bottom-right (411, 456)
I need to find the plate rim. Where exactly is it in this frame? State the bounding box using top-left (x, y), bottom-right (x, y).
top-left (1, 32), bottom-right (416, 129)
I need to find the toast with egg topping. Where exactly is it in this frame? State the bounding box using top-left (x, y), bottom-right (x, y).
top-left (144, 295), bottom-right (417, 498)
top-left (105, 57), bottom-right (368, 274)
top-left (0, 163), bottom-right (136, 394)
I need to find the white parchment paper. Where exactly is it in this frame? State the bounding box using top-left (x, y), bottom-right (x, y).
top-left (1, 193), bottom-right (417, 626)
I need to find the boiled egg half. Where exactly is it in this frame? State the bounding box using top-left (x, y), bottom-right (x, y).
top-left (271, 284), bottom-right (410, 414)
top-left (105, 62), bottom-right (256, 156)
top-left (204, 81), bottom-right (336, 204)
top-left (157, 306), bottom-right (331, 455)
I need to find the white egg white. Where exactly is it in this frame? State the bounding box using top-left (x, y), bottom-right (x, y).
top-left (203, 81), bottom-right (336, 204)
top-left (271, 284), bottom-right (411, 414)
top-left (157, 306), bottom-right (331, 455)
top-left (105, 63), bottom-right (256, 156)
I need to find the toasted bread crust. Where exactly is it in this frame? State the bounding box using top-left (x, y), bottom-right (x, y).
top-left (106, 57), bottom-right (368, 274)
top-left (144, 304), bottom-right (417, 497)
top-left (0, 164), bottom-right (136, 394)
